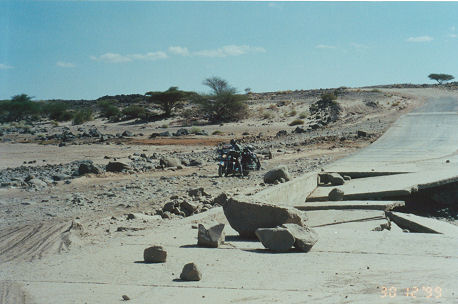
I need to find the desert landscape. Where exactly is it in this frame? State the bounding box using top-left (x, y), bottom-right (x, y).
top-left (1, 1), bottom-right (458, 303)
top-left (1, 83), bottom-right (457, 303)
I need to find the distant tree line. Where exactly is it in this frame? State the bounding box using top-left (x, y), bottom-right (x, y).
top-left (0, 76), bottom-right (250, 125)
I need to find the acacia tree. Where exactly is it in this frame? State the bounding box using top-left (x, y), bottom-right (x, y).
top-left (145, 87), bottom-right (190, 117)
top-left (194, 76), bottom-right (248, 123)
top-left (428, 73), bottom-right (455, 84)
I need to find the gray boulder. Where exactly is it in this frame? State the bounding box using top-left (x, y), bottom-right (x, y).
top-left (282, 223), bottom-right (318, 252)
top-left (223, 197), bottom-right (307, 238)
top-left (255, 227), bottom-right (295, 252)
top-left (106, 161), bottom-right (130, 172)
top-left (174, 128), bottom-right (189, 136)
top-left (143, 245), bottom-right (167, 263)
top-left (263, 166), bottom-right (291, 184)
top-left (160, 157), bottom-right (180, 168)
top-left (328, 188), bottom-right (344, 201)
top-left (329, 173), bottom-right (345, 186)
top-left (180, 201), bottom-right (198, 216)
top-left (197, 223), bottom-right (225, 248)
top-left (180, 262), bottom-right (202, 281)
top-left (78, 161), bottom-right (100, 175)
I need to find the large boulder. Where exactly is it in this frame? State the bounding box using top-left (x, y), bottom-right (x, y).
top-left (255, 227), bottom-right (295, 252)
top-left (143, 245), bottom-right (167, 263)
top-left (180, 263), bottom-right (202, 281)
top-left (223, 197), bottom-right (307, 238)
top-left (106, 161), bottom-right (130, 172)
top-left (197, 223), bottom-right (225, 248)
top-left (281, 223), bottom-right (318, 252)
top-left (160, 157), bottom-right (180, 168)
top-left (263, 166), bottom-right (291, 184)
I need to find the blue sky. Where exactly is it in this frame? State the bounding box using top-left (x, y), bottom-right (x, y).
top-left (1, 1), bottom-right (457, 100)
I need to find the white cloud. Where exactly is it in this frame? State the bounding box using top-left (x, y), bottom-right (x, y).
top-left (350, 43), bottom-right (368, 49)
top-left (56, 61), bottom-right (76, 68)
top-left (315, 44), bottom-right (336, 49)
top-left (91, 51), bottom-right (167, 63)
top-left (193, 45), bottom-right (266, 58)
top-left (449, 33), bottom-right (457, 38)
top-left (129, 51), bottom-right (168, 61)
top-left (168, 46), bottom-right (190, 56)
top-left (0, 63), bottom-right (13, 70)
top-left (406, 36), bottom-right (433, 43)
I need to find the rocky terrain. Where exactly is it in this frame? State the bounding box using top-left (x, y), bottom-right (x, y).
top-left (0, 86), bottom-right (447, 259)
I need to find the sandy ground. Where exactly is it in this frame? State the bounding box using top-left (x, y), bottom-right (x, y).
top-left (0, 87), bottom-right (456, 303)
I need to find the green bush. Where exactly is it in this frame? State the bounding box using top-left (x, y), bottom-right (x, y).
top-left (212, 130), bottom-right (223, 135)
top-left (122, 105), bottom-right (148, 120)
top-left (289, 119), bottom-right (304, 126)
top-left (193, 77), bottom-right (249, 123)
top-left (289, 110), bottom-right (297, 117)
top-left (0, 94), bottom-right (41, 122)
top-left (42, 102), bottom-right (73, 121)
top-left (189, 126), bottom-right (202, 134)
top-left (72, 109), bottom-right (93, 125)
top-left (98, 100), bottom-right (120, 120)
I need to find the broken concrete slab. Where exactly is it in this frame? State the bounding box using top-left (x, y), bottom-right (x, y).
top-left (223, 197), bottom-right (307, 238)
top-left (295, 200), bottom-right (404, 211)
top-left (253, 171), bottom-right (318, 206)
top-left (305, 210), bottom-right (388, 231)
top-left (197, 223), bottom-right (225, 248)
top-left (255, 227), bottom-right (295, 252)
top-left (386, 212), bottom-right (458, 235)
top-left (307, 168), bottom-right (458, 202)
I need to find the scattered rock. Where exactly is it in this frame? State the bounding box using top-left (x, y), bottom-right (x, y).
top-left (181, 201), bottom-right (198, 215)
top-left (126, 213), bottom-right (135, 220)
top-left (357, 130), bottom-right (368, 137)
top-left (106, 161), bottom-right (130, 172)
top-left (281, 223), bottom-right (318, 252)
top-left (275, 130), bottom-right (288, 137)
top-left (329, 173), bottom-right (345, 185)
top-left (255, 227), bottom-right (295, 252)
top-left (263, 166), bottom-right (291, 184)
top-left (122, 130), bottom-right (133, 137)
top-left (174, 128), bottom-right (189, 136)
top-left (160, 157), bottom-right (180, 168)
top-left (78, 161), bottom-right (100, 175)
top-left (143, 245), bottom-right (167, 263)
top-left (122, 295), bottom-right (130, 301)
top-left (223, 197), bottom-right (307, 238)
top-left (328, 188), bottom-right (344, 201)
top-left (180, 262), bottom-right (202, 281)
top-left (197, 223), bottom-right (225, 248)
top-left (188, 187), bottom-right (209, 197)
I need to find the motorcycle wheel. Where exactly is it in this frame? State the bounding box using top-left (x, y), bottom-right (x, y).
top-left (218, 165), bottom-right (223, 177)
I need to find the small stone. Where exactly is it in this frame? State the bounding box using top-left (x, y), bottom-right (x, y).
top-left (143, 245), bottom-right (167, 263)
top-left (126, 213), bottom-right (135, 220)
top-left (180, 262), bottom-right (202, 281)
top-left (263, 166), bottom-right (291, 184)
top-left (122, 295), bottom-right (130, 301)
top-left (328, 188), bottom-right (344, 201)
top-left (197, 223), bottom-right (225, 248)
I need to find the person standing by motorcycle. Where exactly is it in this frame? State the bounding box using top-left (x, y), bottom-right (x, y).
top-left (230, 139), bottom-right (242, 152)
